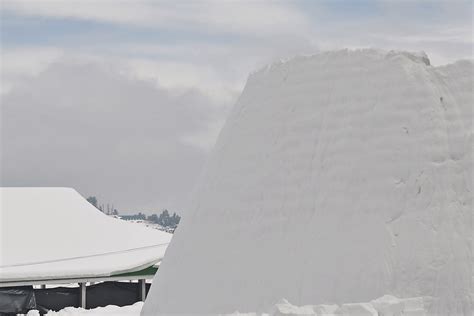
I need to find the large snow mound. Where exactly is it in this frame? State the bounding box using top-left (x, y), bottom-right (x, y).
top-left (0, 188), bottom-right (172, 281)
top-left (142, 49), bottom-right (473, 315)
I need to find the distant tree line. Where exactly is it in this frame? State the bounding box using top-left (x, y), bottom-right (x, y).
top-left (120, 210), bottom-right (181, 228)
top-left (86, 195), bottom-right (181, 229)
top-left (147, 209), bottom-right (181, 228)
top-left (86, 196), bottom-right (119, 215)
top-left (120, 212), bottom-right (146, 221)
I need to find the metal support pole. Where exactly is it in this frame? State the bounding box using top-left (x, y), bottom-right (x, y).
top-left (40, 284), bottom-right (46, 289)
top-left (79, 282), bottom-right (86, 308)
top-left (139, 279), bottom-right (146, 301)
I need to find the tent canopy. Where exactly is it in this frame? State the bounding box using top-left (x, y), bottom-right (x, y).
top-left (0, 187), bottom-right (172, 284)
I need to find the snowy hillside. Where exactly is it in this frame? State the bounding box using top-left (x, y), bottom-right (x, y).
top-left (142, 50), bottom-right (473, 315)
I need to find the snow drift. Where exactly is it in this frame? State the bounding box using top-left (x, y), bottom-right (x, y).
top-left (0, 188), bottom-right (172, 282)
top-left (142, 49), bottom-right (473, 315)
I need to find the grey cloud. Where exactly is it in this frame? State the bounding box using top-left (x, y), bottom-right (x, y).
top-left (0, 60), bottom-right (230, 213)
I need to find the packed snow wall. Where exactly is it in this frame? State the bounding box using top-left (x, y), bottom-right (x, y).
top-left (142, 50), bottom-right (473, 315)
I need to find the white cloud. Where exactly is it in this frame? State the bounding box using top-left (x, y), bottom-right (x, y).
top-left (0, 58), bottom-right (231, 211)
top-left (125, 58), bottom-right (240, 105)
top-left (0, 35), bottom-right (315, 106)
top-left (0, 46), bottom-right (63, 94)
top-left (2, 0), bottom-right (311, 37)
top-left (180, 117), bottom-right (227, 151)
top-left (308, 1), bottom-right (473, 66)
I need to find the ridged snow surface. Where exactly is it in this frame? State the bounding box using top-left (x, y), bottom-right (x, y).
top-left (142, 50), bottom-right (473, 316)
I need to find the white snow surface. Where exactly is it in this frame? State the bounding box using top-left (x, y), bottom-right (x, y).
top-left (24, 295), bottom-right (430, 316)
top-left (26, 302), bottom-right (143, 315)
top-left (142, 49), bottom-right (473, 316)
top-left (231, 295), bottom-right (428, 316)
top-left (0, 188), bottom-right (172, 281)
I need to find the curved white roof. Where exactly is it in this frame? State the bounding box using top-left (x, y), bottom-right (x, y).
top-left (0, 187), bottom-right (172, 282)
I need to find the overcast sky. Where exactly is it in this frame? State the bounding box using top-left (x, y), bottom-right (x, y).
top-left (0, 0), bottom-right (472, 214)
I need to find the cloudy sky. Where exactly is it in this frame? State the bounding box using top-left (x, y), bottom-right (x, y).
top-left (0, 0), bottom-right (472, 214)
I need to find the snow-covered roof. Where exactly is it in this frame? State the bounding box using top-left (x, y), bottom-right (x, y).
top-left (0, 187), bottom-right (172, 283)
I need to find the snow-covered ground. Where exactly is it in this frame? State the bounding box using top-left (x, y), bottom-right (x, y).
top-left (25, 295), bottom-right (428, 315)
top-left (26, 302), bottom-right (143, 316)
top-left (123, 219), bottom-right (175, 233)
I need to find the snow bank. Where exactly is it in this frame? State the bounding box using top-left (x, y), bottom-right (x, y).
top-left (248, 296), bottom-right (429, 316)
top-left (270, 299), bottom-right (314, 316)
top-left (142, 49), bottom-right (473, 315)
top-left (26, 302), bottom-right (143, 316)
top-left (369, 295), bottom-right (404, 316)
top-left (335, 303), bottom-right (378, 316)
top-left (221, 295), bottom-right (429, 316)
top-left (0, 188), bottom-right (172, 281)
top-left (23, 296), bottom-right (430, 316)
